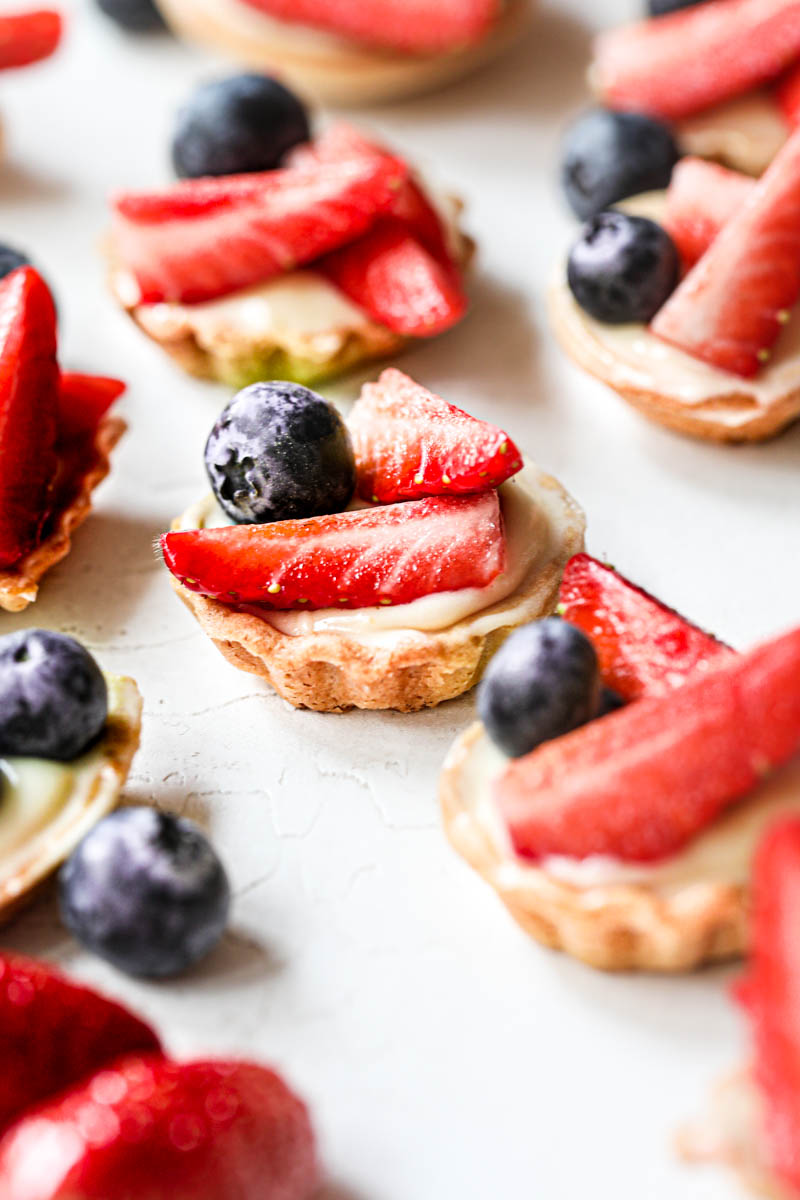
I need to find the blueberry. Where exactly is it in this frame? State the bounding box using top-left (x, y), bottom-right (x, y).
top-left (596, 686), bottom-right (626, 717)
top-left (648, 0), bottom-right (706, 13)
top-left (561, 109), bottom-right (680, 221)
top-left (0, 244), bottom-right (31, 282)
top-left (95, 0), bottom-right (165, 31)
top-left (59, 808), bottom-right (230, 978)
top-left (172, 74), bottom-right (311, 179)
top-left (206, 381), bottom-right (356, 525)
top-left (0, 631), bottom-right (108, 762)
top-left (567, 210), bottom-right (680, 324)
top-left (478, 618), bottom-right (601, 759)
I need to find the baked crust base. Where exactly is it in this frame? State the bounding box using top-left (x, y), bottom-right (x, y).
top-left (550, 280), bottom-right (800, 442)
top-left (0, 415), bottom-right (126, 613)
top-left (169, 469), bottom-right (585, 713)
top-left (0, 676), bottom-right (142, 924)
top-left (440, 722), bottom-right (748, 972)
top-left (154, 0), bottom-right (533, 105)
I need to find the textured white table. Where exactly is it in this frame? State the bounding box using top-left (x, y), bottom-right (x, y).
top-left (2, 1), bottom-right (799, 1196)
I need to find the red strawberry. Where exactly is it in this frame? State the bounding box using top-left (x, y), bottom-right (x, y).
top-left (664, 157), bottom-right (754, 268)
top-left (594, 0), bottom-right (800, 122)
top-left (0, 952), bottom-right (161, 1138)
top-left (776, 60), bottom-right (800, 125)
top-left (161, 490), bottom-right (505, 608)
top-left (0, 1057), bottom-right (318, 1200)
top-left (237, 0), bottom-right (499, 53)
top-left (495, 625), bottom-right (800, 863)
top-left (57, 373), bottom-right (126, 441)
top-left (0, 266), bottom-right (59, 568)
top-left (321, 218), bottom-right (468, 337)
top-left (736, 818), bottom-right (800, 1192)
top-left (651, 126), bottom-right (800, 376)
top-left (110, 155), bottom-right (408, 305)
top-left (348, 368), bottom-right (522, 503)
top-left (0, 9), bottom-right (61, 70)
top-left (289, 124), bottom-right (457, 270)
top-left (558, 553), bottom-right (734, 701)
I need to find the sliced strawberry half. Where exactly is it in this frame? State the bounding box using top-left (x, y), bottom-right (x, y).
top-left (495, 625), bottom-right (800, 863)
top-left (161, 491), bottom-right (505, 608)
top-left (57, 373), bottom-right (126, 441)
top-left (0, 952), bottom-right (161, 1138)
top-left (110, 155), bottom-right (408, 306)
top-left (348, 368), bottom-right (522, 502)
top-left (0, 266), bottom-right (59, 568)
top-left (651, 126), bottom-right (800, 377)
top-left (776, 60), bottom-right (800, 125)
top-left (288, 124), bottom-right (458, 271)
top-left (320, 218), bottom-right (468, 337)
top-left (0, 1057), bottom-right (318, 1200)
top-left (736, 819), bottom-right (800, 1192)
top-left (0, 10), bottom-right (61, 70)
top-left (237, 0), bottom-right (499, 53)
top-left (594, 0), bottom-right (800, 122)
top-left (558, 553), bottom-right (734, 701)
top-left (664, 157), bottom-right (755, 268)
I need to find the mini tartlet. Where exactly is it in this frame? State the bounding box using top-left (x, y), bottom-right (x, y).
top-left (160, 370), bottom-right (585, 713)
top-left (0, 672), bottom-right (142, 924)
top-left (0, 269), bottom-right (126, 612)
top-left (553, 124), bottom-right (800, 442)
top-left (154, 0), bottom-right (532, 106)
top-left (108, 123), bottom-right (473, 390)
top-left (440, 555), bottom-right (800, 971)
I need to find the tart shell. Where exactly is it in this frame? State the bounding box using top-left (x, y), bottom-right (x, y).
top-left (169, 469), bottom-right (585, 713)
top-left (0, 675), bottom-right (142, 924)
top-left (154, 0), bottom-right (533, 106)
top-left (0, 415), bottom-right (126, 613)
top-left (440, 722), bottom-right (748, 972)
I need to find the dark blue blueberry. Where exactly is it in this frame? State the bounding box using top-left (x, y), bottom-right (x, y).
top-left (561, 109), bottom-right (680, 221)
top-left (0, 244), bottom-right (31, 282)
top-left (172, 74), bottom-right (311, 179)
top-left (0, 630), bottom-right (107, 762)
top-left (649, 0), bottom-right (706, 13)
top-left (205, 381), bottom-right (356, 524)
top-left (478, 618), bottom-right (601, 759)
top-left (567, 210), bottom-right (679, 324)
top-left (95, 0), bottom-right (166, 30)
top-left (595, 686), bottom-right (626, 717)
top-left (59, 808), bottom-right (230, 978)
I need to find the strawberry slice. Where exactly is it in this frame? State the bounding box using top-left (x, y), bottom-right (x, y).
top-left (237, 0), bottom-right (499, 53)
top-left (0, 1057), bottom-right (318, 1200)
top-left (348, 368), bottom-right (522, 503)
top-left (320, 218), bottom-right (468, 337)
top-left (110, 155), bottom-right (408, 306)
top-left (651, 126), bottom-right (800, 376)
top-left (736, 819), bottom-right (800, 1192)
top-left (0, 952), bottom-right (161, 1138)
top-left (161, 491), bottom-right (505, 608)
top-left (289, 124), bottom-right (457, 270)
top-left (0, 10), bottom-right (61, 70)
top-left (594, 0), bottom-right (800, 122)
top-left (776, 60), bottom-right (800, 125)
top-left (664, 157), bottom-right (755, 268)
top-left (558, 554), bottom-right (734, 701)
top-left (0, 266), bottom-right (59, 568)
top-left (495, 625), bottom-right (800, 863)
top-left (57, 373), bottom-right (126, 441)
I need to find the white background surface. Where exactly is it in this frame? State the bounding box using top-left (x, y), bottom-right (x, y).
top-left (2, 1), bottom-right (799, 1196)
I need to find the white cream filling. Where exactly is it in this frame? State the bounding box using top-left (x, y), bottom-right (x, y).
top-left (452, 726), bottom-right (800, 897)
top-left (0, 676), bottom-right (139, 899)
top-left (554, 192), bottom-right (800, 424)
top-left (177, 461), bottom-right (572, 638)
top-left (677, 91), bottom-right (788, 177)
